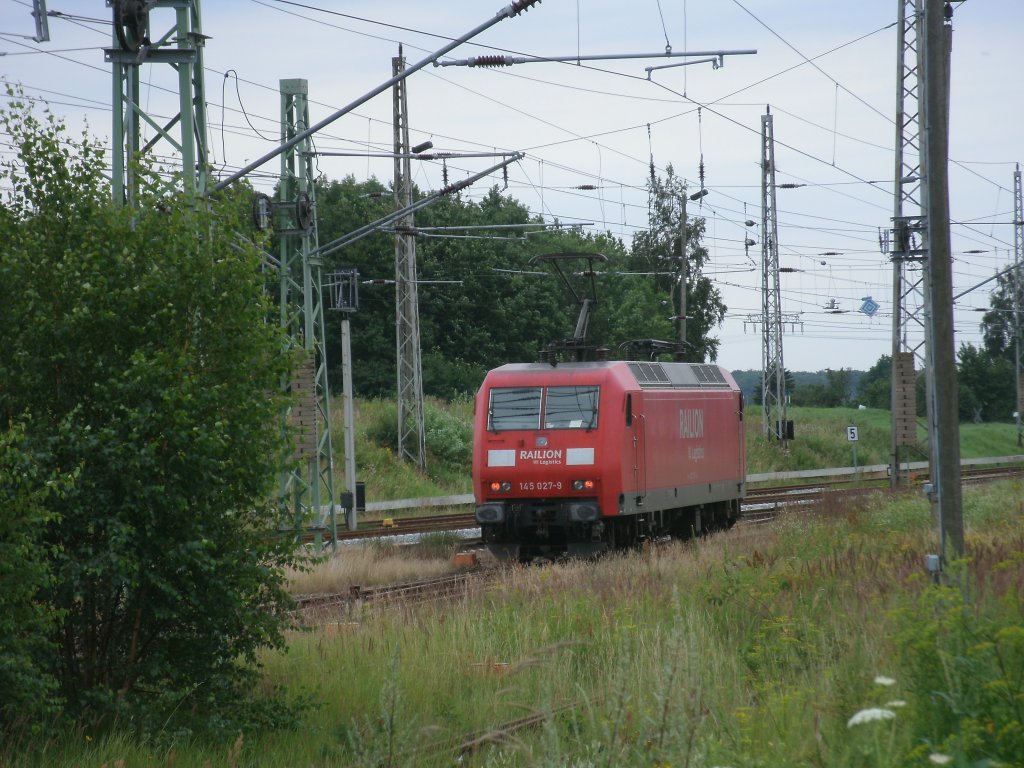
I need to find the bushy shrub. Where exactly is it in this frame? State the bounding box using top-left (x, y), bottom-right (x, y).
top-left (0, 424), bottom-right (65, 733)
top-left (424, 401), bottom-right (473, 467)
top-left (0, 92), bottom-right (299, 740)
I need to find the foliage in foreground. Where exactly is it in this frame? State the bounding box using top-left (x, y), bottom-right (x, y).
top-left (0, 425), bottom-right (65, 732)
top-left (20, 478), bottom-right (1022, 766)
top-left (0, 93), bottom-right (300, 741)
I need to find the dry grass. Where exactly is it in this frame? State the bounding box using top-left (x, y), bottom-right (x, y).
top-left (285, 542), bottom-right (459, 594)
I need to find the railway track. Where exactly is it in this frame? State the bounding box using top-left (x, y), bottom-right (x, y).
top-left (292, 571), bottom-right (484, 620)
top-left (290, 464), bottom-right (1020, 623)
top-left (306, 464), bottom-right (1022, 544)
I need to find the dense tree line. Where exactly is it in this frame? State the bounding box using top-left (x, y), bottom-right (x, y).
top-left (314, 165), bottom-right (725, 399)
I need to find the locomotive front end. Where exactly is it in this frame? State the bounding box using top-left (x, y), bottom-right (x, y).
top-left (473, 364), bottom-right (614, 561)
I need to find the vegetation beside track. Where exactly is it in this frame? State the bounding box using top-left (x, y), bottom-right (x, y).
top-left (32, 477), bottom-right (1023, 767)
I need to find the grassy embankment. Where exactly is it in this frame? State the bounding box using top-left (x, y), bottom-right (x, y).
top-left (34, 477), bottom-right (1024, 767)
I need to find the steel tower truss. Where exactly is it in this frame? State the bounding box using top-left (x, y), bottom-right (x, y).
top-left (392, 54), bottom-right (427, 471)
top-left (760, 110), bottom-right (788, 445)
top-left (278, 78), bottom-right (337, 544)
top-left (107, 0), bottom-right (209, 204)
top-left (1015, 166), bottom-right (1023, 446)
top-left (886, 0), bottom-right (930, 486)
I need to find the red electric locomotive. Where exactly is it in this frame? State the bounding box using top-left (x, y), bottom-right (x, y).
top-left (473, 359), bottom-right (746, 561)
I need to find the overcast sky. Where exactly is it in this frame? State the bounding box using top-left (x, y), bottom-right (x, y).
top-left (2, 0), bottom-right (1022, 374)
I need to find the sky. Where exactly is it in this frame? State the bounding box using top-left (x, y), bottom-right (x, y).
top-left (1, 0), bottom-right (1022, 374)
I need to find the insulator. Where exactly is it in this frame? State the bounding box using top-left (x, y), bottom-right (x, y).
top-left (510, 0), bottom-right (541, 16)
top-left (698, 159), bottom-right (705, 187)
top-left (502, 164), bottom-right (509, 189)
top-left (442, 160), bottom-right (449, 187)
top-left (470, 55), bottom-right (512, 67)
top-left (649, 161), bottom-right (656, 185)
top-left (577, 184), bottom-right (597, 191)
top-left (779, 183), bottom-right (803, 189)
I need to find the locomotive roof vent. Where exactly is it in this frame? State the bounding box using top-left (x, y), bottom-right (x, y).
top-left (627, 362), bottom-right (731, 389)
top-left (627, 362), bottom-right (671, 387)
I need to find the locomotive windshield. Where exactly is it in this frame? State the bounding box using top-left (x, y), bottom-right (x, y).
top-left (544, 385), bottom-right (599, 429)
top-left (487, 385), bottom-right (599, 431)
top-left (488, 387), bottom-right (542, 430)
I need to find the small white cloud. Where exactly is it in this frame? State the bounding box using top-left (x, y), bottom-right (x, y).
top-left (847, 708), bottom-right (896, 727)
top-left (873, 675), bottom-right (896, 686)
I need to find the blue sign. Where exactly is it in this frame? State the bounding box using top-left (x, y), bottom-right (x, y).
top-left (860, 296), bottom-right (880, 317)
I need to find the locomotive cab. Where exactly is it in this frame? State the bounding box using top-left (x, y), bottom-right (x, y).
top-left (474, 366), bottom-right (610, 561)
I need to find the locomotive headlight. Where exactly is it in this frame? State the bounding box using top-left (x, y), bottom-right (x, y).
top-left (572, 479), bottom-right (596, 491)
top-left (489, 481), bottom-right (512, 492)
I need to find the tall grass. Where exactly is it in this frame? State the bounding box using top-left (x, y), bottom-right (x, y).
top-left (28, 477), bottom-right (1021, 767)
top-left (286, 533), bottom-right (464, 594)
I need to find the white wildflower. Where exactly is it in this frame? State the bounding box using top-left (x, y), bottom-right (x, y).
top-left (928, 754), bottom-right (952, 765)
top-left (885, 700), bottom-right (907, 708)
top-left (847, 707), bottom-right (896, 727)
top-left (873, 675), bottom-right (897, 687)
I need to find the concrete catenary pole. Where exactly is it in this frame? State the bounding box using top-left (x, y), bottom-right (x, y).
top-left (922, 0), bottom-right (963, 559)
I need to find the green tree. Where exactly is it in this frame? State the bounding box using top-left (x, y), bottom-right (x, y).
top-left (0, 94), bottom-right (297, 736)
top-left (793, 369), bottom-right (854, 408)
top-left (957, 343), bottom-right (1015, 422)
top-left (857, 354), bottom-right (892, 409)
top-left (627, 165), bottom-right (726, 361)
top-left (980, 266), bottom-right (1023, 362)
top-left (0, 424), bottom-right (66, 733)
top-left (752, 367), bottom-right (796, 406)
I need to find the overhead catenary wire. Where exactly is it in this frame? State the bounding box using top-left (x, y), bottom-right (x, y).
top-left (6, 0), bottom-right (1015, 346)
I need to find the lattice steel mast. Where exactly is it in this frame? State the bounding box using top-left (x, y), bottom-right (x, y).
top-left (1014, 165), bottom-right (1023, 447)
top-left (760, 108), bottom-right (787, 445)
top-left (278, 79), bottom-right (336, 544)
top-left (885, 0), bottom-right (931, 488)
top-left (392, 50), bottom-right (428, 471)
top-left (108, 0), bottom-right (210, 204)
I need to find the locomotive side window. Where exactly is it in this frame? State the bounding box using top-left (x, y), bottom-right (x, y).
top-left (487, 387), bottom-right (542, 431)
top-left (544, 386), bottom-right (599, 429)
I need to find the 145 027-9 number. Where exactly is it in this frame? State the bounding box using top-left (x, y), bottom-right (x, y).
top-left (519, 481), bottom-right (564, 491)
